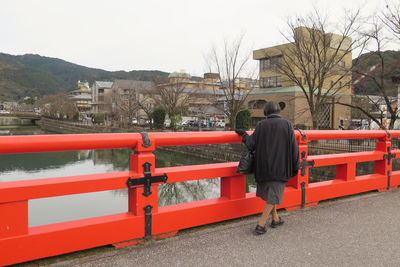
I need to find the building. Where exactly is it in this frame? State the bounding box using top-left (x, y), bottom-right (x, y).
top-left (162, 71), bottom-right (225, 121)
top-left (111, 80), bottom-right (155, 125)
top-left (249, 27), bottom-right (353, 129)
top-left (69, 81), bottom-right (92, 114)
top-left (91, 81), bottom-right (114, 114)
top-left (166, 70), bottom-right (221, 91)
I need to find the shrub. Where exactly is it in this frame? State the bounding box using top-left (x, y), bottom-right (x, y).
top-left (94, 113), bottom-right (105, 124)
top-left (72, 112), bottom-right (79, 121)
top-left (170, 114), bottom-right (182, 130)
top-left (236, 109), bottom-right (251, 130)
top-left (153, 108), bottom-right (166, 129)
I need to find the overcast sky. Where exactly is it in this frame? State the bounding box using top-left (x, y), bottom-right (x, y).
top-left (0, 0), bottom-right (391, 75)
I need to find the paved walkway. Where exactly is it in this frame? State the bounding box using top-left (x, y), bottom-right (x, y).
top-left (54, 188), bottom-right (400, 266)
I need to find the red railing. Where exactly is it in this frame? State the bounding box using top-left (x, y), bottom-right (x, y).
top-left (0, 130), bottom-right (399, 265)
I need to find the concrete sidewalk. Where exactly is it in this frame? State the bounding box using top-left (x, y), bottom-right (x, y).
top-left (53, 188), bottom-right (400, 266)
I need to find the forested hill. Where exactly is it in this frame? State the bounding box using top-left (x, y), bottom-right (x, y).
top-left (352, 50), bottom-right (400, 96)
top-left (0, 53), bottom-right (168, 101)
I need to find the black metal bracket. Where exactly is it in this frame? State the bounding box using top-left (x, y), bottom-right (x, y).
top-left (301, 181), bottom-right (306, 208)
top-left (383, 147), bottom-right (396, 166)
top-left (299, 151), bottom-right (314, 176)
top-left (140, 132), bottom-right (152, 148)
top-left (296, 128), bottom-right (306, 141)
top-left (144, 205), bottom-right (153, 240)
top-left (126, 162), bottom-right (168, 197)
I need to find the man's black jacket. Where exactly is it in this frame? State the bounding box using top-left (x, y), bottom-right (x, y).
top-left (243, 114), bottom-right (299, 183)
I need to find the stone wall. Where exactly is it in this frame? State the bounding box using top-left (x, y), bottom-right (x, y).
top-left (37, 117), bottom-right (126, 134)
top-left (159, 143), bottom-right (247, 162)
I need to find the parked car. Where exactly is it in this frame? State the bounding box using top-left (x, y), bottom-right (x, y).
top-left (164, 119), bottom-right (171, 127)
top-left (215, 120), bottom-right (225, 127)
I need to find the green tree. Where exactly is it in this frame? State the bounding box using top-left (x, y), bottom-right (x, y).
top-left (236, 109), bottom-right (251, 130)
top-left (153, 108), bottom-right (166, 129)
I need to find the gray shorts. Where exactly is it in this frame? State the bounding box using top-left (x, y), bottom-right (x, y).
top-left (256, 180), bottom-right (286, 205)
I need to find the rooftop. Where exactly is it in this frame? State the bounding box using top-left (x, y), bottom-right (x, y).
top-left (95, 81), bottom-right (113, 89)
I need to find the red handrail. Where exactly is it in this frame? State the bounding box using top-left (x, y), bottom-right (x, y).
top-left (0, 130), bottom-right (399, 266)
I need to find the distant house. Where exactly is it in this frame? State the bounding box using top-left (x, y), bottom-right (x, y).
top-left (111, 80), bottom-right (155, 124)
top-left (162, 71), bottom-right (225, 120)
top-left (91, 81), bottom-right (113, 114)
top-left (69, 81), bottom-right (92, 114)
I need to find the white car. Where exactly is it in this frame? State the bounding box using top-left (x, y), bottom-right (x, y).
top-left (215, 120), bottom-right (225, 127)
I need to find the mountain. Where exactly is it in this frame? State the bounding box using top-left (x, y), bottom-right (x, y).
top-left (352, 50), bottom-right (400, 96)
top-left (0, 53), bottom-right (169, 101)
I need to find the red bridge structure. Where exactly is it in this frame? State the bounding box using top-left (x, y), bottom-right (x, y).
top-left (0, 130), bottom-right (399, 266)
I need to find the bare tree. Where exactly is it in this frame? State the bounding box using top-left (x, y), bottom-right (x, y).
top-left (38, 93), bottom-right (76, 119)
top-left (382, 0), bottom-right (400, 40)
top-left (340, 14), bottom-right (399, 129)
top-left (136, 90), bottom-right (155, 128)
top-left (112, 87), bottom-right (141, 128)
top-left (264, 8), bottom-right (362, 129)
top-left (206, 34), bottom-right (254, 130)
top-left (151, 77), bottom-right (196, 130)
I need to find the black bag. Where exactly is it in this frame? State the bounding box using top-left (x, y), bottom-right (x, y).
top-left (236, 150), bottom-right (255, 174)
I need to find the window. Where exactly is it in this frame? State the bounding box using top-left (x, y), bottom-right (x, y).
top-left (260, 76), bottom-right (283, 88)
top-left (276, 76), bottom-right (282, 87)
top-left (339, 61), bottom-right (345, 67)
top-left (248, 100), bottom-right (267, 109)
top-left (260, 56), bottom-right (283, 71)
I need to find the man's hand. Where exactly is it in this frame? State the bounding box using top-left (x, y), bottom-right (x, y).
top-left (235, 129), bottom-right (247, 137)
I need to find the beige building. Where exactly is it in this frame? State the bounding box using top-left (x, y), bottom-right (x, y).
top-left (249, 27), bottom-right (353, 129)
top-left (162, 71), bottom-right (225, 119)
top-left (91, 81), bottom-right (113, 114)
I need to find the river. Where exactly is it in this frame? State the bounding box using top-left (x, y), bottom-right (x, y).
top-left (0, 126), bottom-right (256, 227)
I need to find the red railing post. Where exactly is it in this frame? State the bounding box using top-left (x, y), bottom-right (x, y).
top-left (221, 174), bottom-right (246, 199)
top-left (128, 135), bottom-right (158, 216)
top-left (375, 133), bottom-right (393, 191)
top-left (336, 162), bottom-right (356, 181)
top-left (287, 134), bottom-right (309, 189)
top-left (0, 200), bottom-right (28, 239)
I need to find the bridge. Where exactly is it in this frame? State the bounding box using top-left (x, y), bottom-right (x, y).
top-left (0, 111), bottom-right (40, 119)
top-left (0, 111), bottom-right (41, 127)
top-left (0, 130), bottom-right (399, 265)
